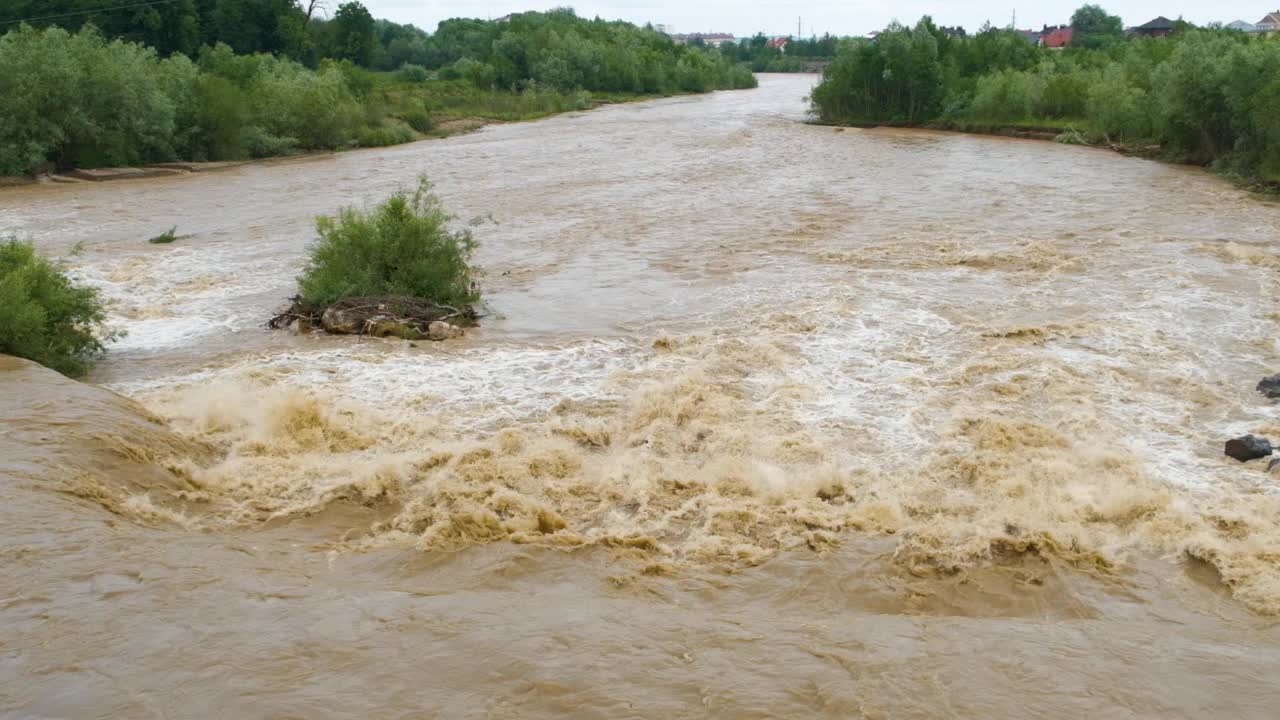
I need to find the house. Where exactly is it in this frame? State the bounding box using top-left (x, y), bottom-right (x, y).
top-left (766, 36), bottom-right (789, 52)
top-left (1130, 16), bottom-right (1176, 37)
top-left (670, 32), bottom-right (742, 47)
top-left (1258, 11), bottom-right (1280, 33)
top-left (1226, 20), bottom-right (1259, 32)
top-left (1039, 26), bottom-right (1073, 48)
top-left (939, 26), bottom-right (967, 38)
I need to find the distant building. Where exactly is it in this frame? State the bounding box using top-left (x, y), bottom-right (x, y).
top-left (669, 32), bottom-right (737, 47)
top-left (1259, 11), bottom-right (1280, 33)
top-left (1016, 29), bottom-right (1042, 44)
top-left (1129, 16), bottom-right (1176, 37)
top-left (766, 36), bottom-right (789, 52)
top-left (939, 26), bottom-right (967, 38)
top-left (1040, 26), bottom-right (1073, 48)
top-left (1226, 20), bottom-right (1259, 32)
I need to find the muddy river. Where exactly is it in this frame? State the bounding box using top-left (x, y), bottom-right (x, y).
top-left (4, 74), bottom-right (1280, 718)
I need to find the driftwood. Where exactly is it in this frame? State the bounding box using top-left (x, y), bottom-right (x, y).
top-left (269, 295), bottom-right (478, 340)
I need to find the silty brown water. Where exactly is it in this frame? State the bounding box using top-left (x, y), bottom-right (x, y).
top-left (4, 74), bottom-right (1280, 718)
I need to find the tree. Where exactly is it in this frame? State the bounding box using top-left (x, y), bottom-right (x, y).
top-left (1071, 4), bottom-right (1124, 49)
top-left (331, 1), bottom-right (375, 66)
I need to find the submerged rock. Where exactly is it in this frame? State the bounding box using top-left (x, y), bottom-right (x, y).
top-left (427, 321), bottom-right (464, 341)
top-left (273, 296), bottom-right (475, 340)
top-left (1258, 375), bottom-right (1280, 399)
top-left (1225, 435), bottom-right (1273, 462)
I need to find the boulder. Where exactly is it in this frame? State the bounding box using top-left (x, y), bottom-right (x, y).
top-left (427, 321), bottom-right (464, 341)
top-left (1225, 434), bottom-right (1273, 462)
top-left (287, 317), bottom-right (311, 335)
top-left (367, 318), bottom-right (416, 338)
top-left (1258, 375), bottom-right (1280, 399)
top-left (320, 306), bottom-right (364, 334)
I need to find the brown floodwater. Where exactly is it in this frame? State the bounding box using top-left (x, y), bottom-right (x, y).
top-left (5, 74), bottom-right (1280, 718)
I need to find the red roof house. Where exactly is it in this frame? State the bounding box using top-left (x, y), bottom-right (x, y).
top-left (1040, 26), bottom-right (1073, 48)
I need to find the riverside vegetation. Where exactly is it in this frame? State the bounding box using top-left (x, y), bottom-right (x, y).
top-left (0, 176), bottom-right (482, 376)
top-left (810, 5), bottom-right (1280, 186)
top-left (0, 7), bottom-right (756, 175)
top-left (270, 176), bottom-right (482, 339)
top-left (0, 238), bottom-right (114, 377)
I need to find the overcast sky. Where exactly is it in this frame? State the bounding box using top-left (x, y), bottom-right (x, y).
top-left (359, 1), bottom-right (1274, 37)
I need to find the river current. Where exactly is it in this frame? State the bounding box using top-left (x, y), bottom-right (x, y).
top-left (4, 74), bottom-right (1280, 718)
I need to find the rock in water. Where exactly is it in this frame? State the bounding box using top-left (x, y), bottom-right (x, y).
top-left (1258, 375), bottom-right (1280, 398)
top-left (427, 321), bottom-right (464, 341)
top-left (1225, 435), bottom-right (1273, 462)
top-left (321, 307), bottom-right (363, 334)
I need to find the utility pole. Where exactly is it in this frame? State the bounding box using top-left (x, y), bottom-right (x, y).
top-left (1011, 9), bottom-right (1016, 30)
top-left (797, 16), bottom-right (801, 39)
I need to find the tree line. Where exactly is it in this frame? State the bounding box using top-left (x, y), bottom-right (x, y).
top-left (0, 0), bottom-right (423, 69)
top-left (809, 6), bottom-right (1280, 184)
top-left (0, 8), bottom-right (755, 175)
top-left (710, 33), bottom-right (840, 72)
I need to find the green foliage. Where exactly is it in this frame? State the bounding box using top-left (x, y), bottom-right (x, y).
top-left (0, 11), bottom-right (755, 175)
top-left (1071, 4), bottom-right (1125, 49)
top-left (809, 19), bottom-right (944, 124)
top-left (811, 9), bottom-right (1280, 184)
top-left (970, 69), bottom-right (1043, 121)
top-left (357, 121), bottom-right (415, 147)
top-left (720, 33), bottom-right (839, 71)
top-left (0, 25), bottom-right (188, 173)
top-left (297, 177), bottom-right (480, 309)
top-left (421, 10), bottom-right (755, 94)
top-left (330, 1), bottom-right (376, 66)
top-left (149, 227), bottom-right (178, 244)
top-left (0, 238), bottom-right (113, 376)
top-left (1087, 65), bottom-right (1149, 138)
top-left (396, 63), bottom-right (429, 82)
top-left (400, 109), bottom-right (434, 133)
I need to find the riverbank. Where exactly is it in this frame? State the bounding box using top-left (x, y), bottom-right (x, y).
top-left (818, 118), bottom-right (1280, 194)
top-left (0, 89), bottom-right (676, 187)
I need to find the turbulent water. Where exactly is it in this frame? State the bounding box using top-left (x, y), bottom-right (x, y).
top-left (5, 74), bottom-right (1280, 717)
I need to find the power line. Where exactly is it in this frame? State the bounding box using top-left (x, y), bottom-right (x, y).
top-left (1, 0), bottom-right (186, 27)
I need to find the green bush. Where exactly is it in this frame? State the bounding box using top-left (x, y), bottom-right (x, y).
top-left (454, 58), bottom-right (497, 89)
top-left (401, 109), bottom-right (434, 133)
top-left (297, 177), bottom-right (480, 308)
top-left (243, 127), bottom-right (299, 158)
top-left (148, 227), bottom-right (178, 244)
top-left (397, 63), bottom-right (429, 82)
top-left (0, 238), bottom-right (114, 376)
top-left (357, 121), bottom-right (415, 147)
top-left (1087, 65), bottom-right (1150, 139)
